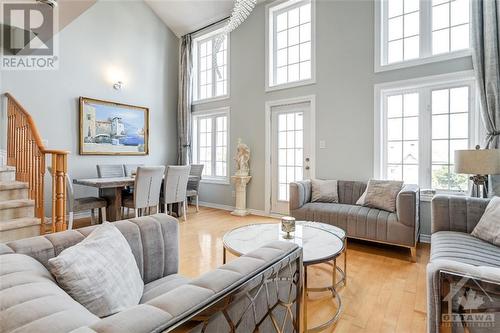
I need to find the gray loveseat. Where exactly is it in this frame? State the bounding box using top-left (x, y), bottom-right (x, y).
top-left (290, 180), bottom-right (419, 261)
top-left (0, 214), bottom-right (303, 333)
top-left (427, 195), bottom-right (500, 333)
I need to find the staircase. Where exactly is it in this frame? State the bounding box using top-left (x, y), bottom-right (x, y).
top-left (0, 165), bottom-right (41, 242)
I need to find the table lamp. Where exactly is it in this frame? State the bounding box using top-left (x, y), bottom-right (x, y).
top-left (454, 146), bottom-right (500, 198)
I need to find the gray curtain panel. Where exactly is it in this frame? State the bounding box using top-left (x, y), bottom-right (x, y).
top-left (177, 34), bottom-right (193, 165)
top-left (471, 0), bottom-right (500, 196)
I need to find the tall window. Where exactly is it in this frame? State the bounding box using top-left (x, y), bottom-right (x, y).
top-left (192, 109), bottom-right (229, 181)
top-left (379, 0), bottom-right (471, 68)
top-left (379, 76), bottom-right (475, 192)
top-left (193, 29), bottom-right (229, 102)
top-left (267, 0), bottom-right (314, 89)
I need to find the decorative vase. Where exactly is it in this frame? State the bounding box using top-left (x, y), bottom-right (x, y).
top-left (281, 216), bottom-right (296, 239)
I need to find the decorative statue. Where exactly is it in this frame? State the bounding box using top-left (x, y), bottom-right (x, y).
top-left (234, 138), bottom-right (250, 176)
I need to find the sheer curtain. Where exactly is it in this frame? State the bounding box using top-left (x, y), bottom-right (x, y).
top-left (177, 34), bottom-right (193, 165)
top-left (471, 0), bottom-right (500, 196)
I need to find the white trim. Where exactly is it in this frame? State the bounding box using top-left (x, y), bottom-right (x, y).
top-left (198, 201), bottom-right (280, 219)
top-left (419, 234), bottom-right (431, 243)
top-left (200, 178), bottom-right (231, 185)
top-left (374, 0), bottom-right (473, 72)
top-left (264, 94), bottom-right (316, 215)
top-left (265, 0), bottom-right (316, 91)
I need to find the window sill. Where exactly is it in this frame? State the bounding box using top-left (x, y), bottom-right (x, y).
top-left (375, 49), bottom-right (472, 73)
top-left (192, 95), bottom-right (230, 106)
top-left (266, 78), bottom-right (316, 92)
top-left (419, 189), bottom-right (467, 202)
top-left (200, 178), bottom-right (230, 185)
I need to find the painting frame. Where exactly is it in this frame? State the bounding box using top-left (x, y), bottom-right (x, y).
top-left (79, 97), bottom-right (149, 156)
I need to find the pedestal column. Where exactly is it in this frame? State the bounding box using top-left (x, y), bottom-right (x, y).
top-left (231, 175), bottom-right (252, 216)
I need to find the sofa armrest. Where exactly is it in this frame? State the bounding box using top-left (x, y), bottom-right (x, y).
top-left (80, 241), bottom-right (303, 333)
top-left (396, 184), bottom-right (419, 230)
top-left (431, 195), bottom-right (489, 234)
top-left (289, 180), bottom-right (311, 210)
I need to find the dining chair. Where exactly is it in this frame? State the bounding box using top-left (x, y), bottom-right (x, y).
top-left (186, 164), bottom-right (204, 212)
top-left (122, 166), bottom-right (165, 218)
top-left (96, 164), bottom-right (125, 178)
top-left (48, 167), bottom-right (107, 230)
top-left (161, 165), bottom-right (191, 221)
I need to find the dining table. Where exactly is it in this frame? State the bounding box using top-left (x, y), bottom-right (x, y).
top-left (73, 176), bottom-right (198, 221)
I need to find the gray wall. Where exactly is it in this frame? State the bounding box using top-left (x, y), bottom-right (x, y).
top-left (194, 0), bottom-right (472, 236)
top-left (1, 0), bottom-right (179, 202)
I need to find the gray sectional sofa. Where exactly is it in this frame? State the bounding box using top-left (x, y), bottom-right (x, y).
top-left (0, 214), bottom-right (303, 333)
top-left (427, 195), bottom-right (500, 333)
top-left (289, 180), bottom-right (419, 260)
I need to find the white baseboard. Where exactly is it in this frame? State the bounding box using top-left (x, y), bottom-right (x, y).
top-left (419, 234), bottom-right (431, 243)
top-left (198, 201), bottom-right (280, 219)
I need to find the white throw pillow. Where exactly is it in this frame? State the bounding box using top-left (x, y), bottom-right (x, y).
top-left (362, 179), bottom-right (403, 212)
top-left (471, 197), bottom-right (500, 246)
top-left (311, 179), bottom-right (339, 203)
top-left (48, 222), bottom-right (144, 317)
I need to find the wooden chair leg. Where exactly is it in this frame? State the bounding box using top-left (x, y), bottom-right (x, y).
top-left (100, 207), bottom-right (106, 223)
top-left (183, 201), bottom-right (187, 222)
top-left (90, 209), bottom-right (95, 225)
top-left (410, 247), bottom-right (417, 262)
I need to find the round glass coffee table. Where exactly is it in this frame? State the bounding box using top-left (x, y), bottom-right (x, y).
top-left (222, 221), bottom-right (347, 332)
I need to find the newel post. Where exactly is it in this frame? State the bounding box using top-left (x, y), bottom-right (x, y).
top-left (50, 152), bottom-right (68, 232)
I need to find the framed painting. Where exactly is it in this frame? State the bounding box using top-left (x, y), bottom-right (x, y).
top-left (79, 97), bottom-right (149, 155)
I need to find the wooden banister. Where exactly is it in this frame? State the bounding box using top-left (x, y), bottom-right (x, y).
top-left (5, 93), bottom-right (69, 233)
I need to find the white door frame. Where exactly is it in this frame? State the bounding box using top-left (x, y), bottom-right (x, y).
top-left (265, 95), bottom-right (316, 215)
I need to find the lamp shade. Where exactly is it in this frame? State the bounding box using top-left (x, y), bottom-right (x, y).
top-left (454, 149), bottom-right (500, 175)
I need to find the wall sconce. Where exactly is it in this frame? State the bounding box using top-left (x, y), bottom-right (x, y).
top-left (113, 81), bottom-right (123, 90)
top-left (106, 66), bottom-right (126, 91)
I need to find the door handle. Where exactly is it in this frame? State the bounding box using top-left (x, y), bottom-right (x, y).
top-left (305, 166), bottom-right (310, 170)
top-left (305, 157), bottom-right (310, 162)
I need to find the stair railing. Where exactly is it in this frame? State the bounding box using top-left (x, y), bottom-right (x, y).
top-left (5, 93), bottom-right (69, 233)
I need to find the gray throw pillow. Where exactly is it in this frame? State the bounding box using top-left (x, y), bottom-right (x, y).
top-left (48, 222), bottom-right (144, 317)
top-left (311, 179), bottom-right (339, 203)
top-left (363, 179), bottom-right (403, 212)
top-left (471, 196), bottom-right (500, 246)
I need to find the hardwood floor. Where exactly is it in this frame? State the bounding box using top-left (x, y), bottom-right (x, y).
top-left (76, 206), bottom-right (430, 333)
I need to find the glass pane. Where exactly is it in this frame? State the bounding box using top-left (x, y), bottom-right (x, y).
top-left (279, 131), bottom-right (287, 148)
top-left (295, 113), bottom-right (303, 130)
top-left (433, 29), bottom-right (450, 54)
top-left (388, 0), bottom-right (403, 17)
top-left (279, 167), bottom-right (286, 182)
top-left (389, 16), bottom-right (403, 41)
top-left (300, 4), bottom-right (311, 23)
top-left (388, 40), bottom-right (403, 63)
top-left (451, 0), bottom-right (469, 26)
top-left (403, 140), bottom-right (418, 163)
top-left (448, 169), bottom-right (469, 191)
top-left (387, 95), bottom-right (403, 118)
top-left (287, 149), bottom-right (295, 165)
top-left (277, 31), bottom-right (288, 49)
top-left (287, 166), bottom-right (295, 183)
top-left (288, 45), bottom-right (299, 64)
top-left (432, 89), bottom-right (449, 114)
top-left (432, 164), bottom-right (450, 190)
top-left (388, 141), bottom-right (402, 164)
top-left (433, 3), bottom-right (450, 30)
top-left (387, 164), bottom-right (403, 180)
top-left (451, 24), bottom-right (469, 51)
top-left (279, 184), bottom-right (288, 201)
top-left (404, 11), bottom-right (419, 37)
top-left (450, 86), bottom-right (469, 113)
top-left (432, 114), bottom-right (449, 139)
top-left (295, 166), bottom-right (303, 180)
top-left (279, 114), bottom-right (287, 131)
top-left (288, 26), bottom-right (299, 45)
top-left (300, 23), bottom-right (311, 43)
top-left (277, 66), bottom-right (287, 84)
top-left (404, 93), bottom-right (419, 116)
top-left (403, 165), bottom-right (419, 185)
top-left (388, 118), bottom-right (403, 140)
top-left (404, 35), bottom-right (419, 60)
top-left (449, 139), bottom-right (468, 164)
top-left (288, 63), bottom-right (299, 82)
top-left (279, 149), bottom-right (286, 164)
top-left (450, 113), bottom-right (468, 138)
top-left (404, 0), bottom-right (419, 13)
top-left (277, 12), bottom-right (287, 31)
top-left (299, 61), bottom-right (311, 80)
top-left (403, 117), bottom-right (418, 140)
top-left (300, 42), bottom-right (311, 62)
top-left (432, 140), bottom-right (449, 164)
top-left (286, 112), bottom-right (295, 130)
top-left (288, 7), bottom-right (300, 27)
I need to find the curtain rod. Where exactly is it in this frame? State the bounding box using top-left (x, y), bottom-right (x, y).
top-left (188, 16), bottom-right (230, 36)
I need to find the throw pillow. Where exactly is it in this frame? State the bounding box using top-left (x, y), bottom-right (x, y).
top-left (363, 179), bottom-right (403, 212)
top-left (311, 179), bottom-right (339, 203)
top-left (48, 222), bottom-right (144, 317)
top-left (356, 190), bottom-right (367, 206)
top-left (471, 196), bottom-right (500, 246)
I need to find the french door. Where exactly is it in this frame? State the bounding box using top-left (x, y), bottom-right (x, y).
top-left (270, 102), bottom-right (312, 215)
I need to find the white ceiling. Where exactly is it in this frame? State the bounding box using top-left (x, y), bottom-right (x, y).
top-left (145, 0), bottom-right (234, 37)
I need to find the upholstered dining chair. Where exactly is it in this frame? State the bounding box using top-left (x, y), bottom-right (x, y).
top-left (186, 164), bottom-right (204, 212)
top-left (161, 165), bottom-right (191, 221)
top-left (48, 167), bottom-right (107, 230)
top-left (96, 164), bottom-right (125, 178)
top-left (122, 166), bottom-right (165, 218)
